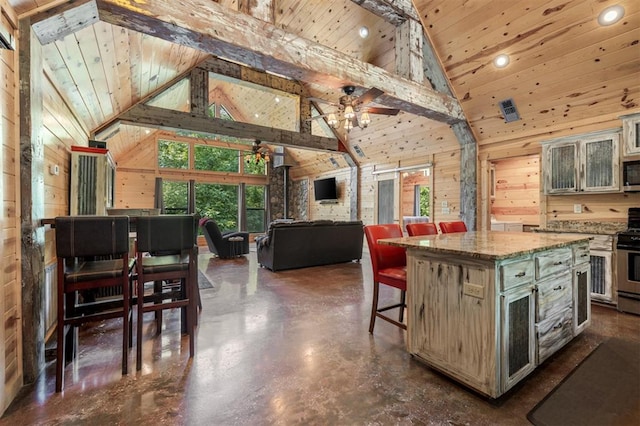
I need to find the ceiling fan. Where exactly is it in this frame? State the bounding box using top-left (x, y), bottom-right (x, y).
top-left (309, 86), bottom-right (400, 131)
top-left (245, 139), bottom-right (283, 164)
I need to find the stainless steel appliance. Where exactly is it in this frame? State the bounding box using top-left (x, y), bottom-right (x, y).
top-left (622, 160), bottom-right (640, 192)
top-left (617, 207), bottom-right (640, 314)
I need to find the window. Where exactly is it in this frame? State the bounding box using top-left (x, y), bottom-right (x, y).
top-left (195, 183), bottom-right (238, 231)
top-left (158, 140), bottom-right (189, 169)
top-left (194, 145), bottom-right (239, 172)
top-left (162, 180), bottom-right (188, 214)
top-left (414, 185), bottom-right (431, 216)
top-left (246, 185), bottom-right (266, 233)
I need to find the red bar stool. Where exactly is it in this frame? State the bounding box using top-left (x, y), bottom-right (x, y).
top-left (364, 224), bottom-right (407, 333)
top-left (406, 222), bottom-right (438, 236)
top-left (439, 221), bottom-right (468, 233)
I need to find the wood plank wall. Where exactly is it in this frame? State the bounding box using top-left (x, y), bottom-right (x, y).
top-left (303, 168), bottom-right (352, 221)
top-left (479, 118), bottom-right (638, 228)
top-left (0, 0), bottom-right (21, 413)
top-left (490, 154), bottom-right (540, 225)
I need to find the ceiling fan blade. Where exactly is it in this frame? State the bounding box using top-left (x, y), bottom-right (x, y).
top-left (366, 107), bottom-right (400, 116)
top-left (356, 87), bottom-right (384, 105)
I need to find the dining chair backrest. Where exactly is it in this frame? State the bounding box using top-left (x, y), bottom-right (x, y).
top-left (55, 215), bottom-right (130, 258)
top-left (439, 221), bottom-right (468, 234)
top-left (406, 222), bottom-right (438, 237)
top-left (136, 215), bottom-right (196, 253)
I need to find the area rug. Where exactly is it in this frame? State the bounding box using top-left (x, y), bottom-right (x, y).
top-left (527, 338), bottom-right (640, 426)
top-left (198, 270), bottom-right (214, 289)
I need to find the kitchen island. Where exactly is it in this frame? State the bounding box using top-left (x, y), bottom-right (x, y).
top-left (381, 231), bottom-right (591, 398)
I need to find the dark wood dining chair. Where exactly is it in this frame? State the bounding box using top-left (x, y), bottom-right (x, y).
top-left (54, 215), bottom-right (132, 392)
top-left (439, 221), bottom-right (468, 233)
top-left (135, 214), bottom-right (197, 371)
top-left (406, 222), bottom-right (439, 236)
top-left (364, 224), bottom-right (407, 333)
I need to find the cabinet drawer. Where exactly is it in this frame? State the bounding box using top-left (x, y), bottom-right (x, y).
top-left (589, 235), bottom-right (613, 251)
top-left (535, 248), bottom-right (572, 280)
top-left (573, 243), bottom-right (590, 265)
top-left (500, 258), bottom-right (534, 291)
top-left (536, 272), bottom-right (572, 322)
top-left (536, 308), bottom-right (573, 364)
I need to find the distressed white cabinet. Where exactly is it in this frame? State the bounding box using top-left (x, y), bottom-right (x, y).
top-left (500, 273), bottom-right (536, 392)
top-left (621, 113), bottom-right (640, 156)
top-left (404, 233), bottom-right (590, 398)
top-left (542, 130), bottom-right (620, 194)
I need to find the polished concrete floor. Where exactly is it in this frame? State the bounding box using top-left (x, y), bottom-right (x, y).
top-left (2, 249), bottom-right (639, 425)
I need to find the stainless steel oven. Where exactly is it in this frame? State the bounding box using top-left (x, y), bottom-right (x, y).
top-left (617, 207), bottom-right (640, 315)
top-left (617, 246), bottom-right (640, 314)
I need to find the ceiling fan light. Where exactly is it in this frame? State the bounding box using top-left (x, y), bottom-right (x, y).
top-left (344, 105), bottom-right (355, 119)
top-left (360, 111), bottom-right (371, 127)
top-left (327, 113), bottom-right (338, 127)
top-left (344, 120), bottom-right (353, 131)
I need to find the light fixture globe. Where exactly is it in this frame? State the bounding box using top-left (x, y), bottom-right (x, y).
top-left (493, 54), bottom-right (510, 68)
top-left (598, 5), bottom-right (624, 26)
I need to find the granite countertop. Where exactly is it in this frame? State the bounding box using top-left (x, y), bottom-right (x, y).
top-left (380, 231), bottom-right (591, 261)
top-left (534, 220), bottom-right (626, 235)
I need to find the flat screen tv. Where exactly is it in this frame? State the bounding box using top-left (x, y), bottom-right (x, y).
top-left (313, 177), bottom-right (337, 201)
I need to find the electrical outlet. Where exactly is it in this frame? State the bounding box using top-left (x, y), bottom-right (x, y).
top-left (441, 201), bottom-right (448, 208)
top-left (574, 204), bottom-right (582, 214)
top-left (442, 207), bottom-right (450, 215)
top-left (464, 283), bottom-right (484, 299)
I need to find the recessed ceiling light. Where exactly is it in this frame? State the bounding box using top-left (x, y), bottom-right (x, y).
top-left (254, 113), bottom-right (260, 118)
top-left (359, 26), bottom-right (369, 39)
top-left (493, 54), bottom-right (510, 68)
top-left (275, 97), bottom-right (280, 103)
top-left (598, 5), bottom-right (624, 26)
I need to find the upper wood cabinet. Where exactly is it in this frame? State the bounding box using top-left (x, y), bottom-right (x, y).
top-left (621, 113), bottom-right (640, 156)
top-left (541, 130), bottom-right (620, 194)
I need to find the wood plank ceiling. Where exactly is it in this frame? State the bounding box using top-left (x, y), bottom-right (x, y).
top-left (11, 0), bottom-right (640, 174)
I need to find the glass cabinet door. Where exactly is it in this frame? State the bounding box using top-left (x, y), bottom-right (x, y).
top-left (544, 142), bottom-right (578, 193)
top-left (581, 133), bottom-right (619, 192)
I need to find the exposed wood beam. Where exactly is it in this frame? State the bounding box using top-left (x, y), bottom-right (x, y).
top-left (395, 17), bottom-right (424, 83)
top-left (239, 0), bottom-right (274, 23)
top-left (30, 0), bottom-right (98, 45)
top-left (119, 104), bottom-right (339, 152)
top-left (350, 0), bottom-right (419, 26)
top-left (95, 0), bottom-right (464, 124)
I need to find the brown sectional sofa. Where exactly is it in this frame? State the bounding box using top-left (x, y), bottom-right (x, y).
top-left (256, 220), bottom-right (364, 271)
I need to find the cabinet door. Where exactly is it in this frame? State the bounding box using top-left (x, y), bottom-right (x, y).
top-left (622, 113), bottom-right (640, 156)
top-left (543, 142), bottom-right (578, 194)
top-left (573, 263), bottom-right (591, 335)
top-left (589, 249), bottom-right (613, 303)
top-left (501, 285), bottom-right (535, 392)
top-left (580, 134), bottom-right (620, 192)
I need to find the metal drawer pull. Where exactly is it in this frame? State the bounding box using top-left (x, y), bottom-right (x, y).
top-left (553, 285), bottom-right (563, 291)
top-left (553, 261), bottom-right (563, 266)
top-left (515, 271), bottom-right (526, 277)
top-left (553, 322), bottom-right (563, 330)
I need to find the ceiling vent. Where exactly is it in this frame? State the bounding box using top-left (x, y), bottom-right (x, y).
top-left (329, 157), bottom-right (340, 168)
top-left (498, 98), bottom-right (521, 123)
top-left (352, 144), bottom-right (366, 158)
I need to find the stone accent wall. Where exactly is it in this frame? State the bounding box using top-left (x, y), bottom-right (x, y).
top-left (291, 179), bottom-right (308, 221)
top-left (268, 164), bottom-right (286, 222)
